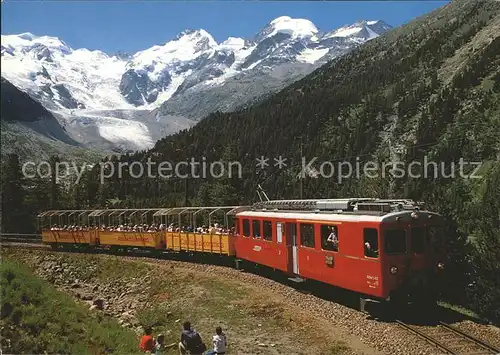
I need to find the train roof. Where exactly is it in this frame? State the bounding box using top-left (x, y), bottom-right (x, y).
top-left (234, 198), bottom-right (444, 224)
top-left (235, 210), bottom-right (444, 224)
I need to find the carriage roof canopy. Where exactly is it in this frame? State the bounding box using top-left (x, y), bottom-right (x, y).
top-left (38, 206), bottom-right (250, 226)
top-left (37, 198), bottom-right (426, 220)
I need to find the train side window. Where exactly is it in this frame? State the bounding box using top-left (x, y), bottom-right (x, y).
top-left (300, 223), bottom-right (315, 248)
top-left (385, 229), bottom-right (407, 254)
top-left (253, 220), bottom-right (261, 239)
top-left (364, 228), bottom-right (379, 258)
top-left (321, 225), bottom-right (338, 251)
top-left (242, 219), bottom-right (250, 237)
top-left (411, 227), bottom-right (425, 254)
top-left (263, 220), bottom-right (272, 241)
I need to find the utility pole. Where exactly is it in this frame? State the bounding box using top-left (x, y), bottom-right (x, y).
top-left (184, 175), bottom-right (189, 206)
top-left (300, 139), bottom-right (304, 199)
top-left (184, 147), bottom-right (190, 206)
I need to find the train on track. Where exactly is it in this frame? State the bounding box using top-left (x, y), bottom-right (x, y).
top-left (38, 197), bottom-right (446, 310)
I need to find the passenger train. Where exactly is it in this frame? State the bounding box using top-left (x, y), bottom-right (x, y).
top-left (39, 198), bottom-right (446, 310)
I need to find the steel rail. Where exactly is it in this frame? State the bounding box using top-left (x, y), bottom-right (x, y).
top-left (397, 319), bottom-right (500, 355)
top-left (438, 321), bottom-right (500, 354)
top-left (0, 233), bottom-right (42, 244)
top-left (396, 320), bottom-right (455, 354)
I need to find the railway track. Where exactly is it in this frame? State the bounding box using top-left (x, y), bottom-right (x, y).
top-left (0, 234), bottom-right (46, 250)
top-left (396, 319), bottom-right (500, 355)
top-left (0, 233), bottom-right (43, 244)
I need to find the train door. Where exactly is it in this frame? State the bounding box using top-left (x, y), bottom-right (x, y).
top-left (285, 222), bottom-right (299, 274)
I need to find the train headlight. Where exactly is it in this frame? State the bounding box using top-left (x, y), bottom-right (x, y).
top-left (437, 262), bottom-right (445, 270)
top-left (390, 266), bottom-right (398, 274)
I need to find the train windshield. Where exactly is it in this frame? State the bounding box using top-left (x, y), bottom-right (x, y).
top-left (411, 227), bottom-right (425, 254)
top-left (384, 229), bottom-right (407, 254)
top-left (427, 225), bottom-right (444, 252)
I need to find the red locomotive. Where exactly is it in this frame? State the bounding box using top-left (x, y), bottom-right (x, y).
top-left (233, 198), bottom-right (446, 309)
top-left (40, 197), bottom-right (446, 310)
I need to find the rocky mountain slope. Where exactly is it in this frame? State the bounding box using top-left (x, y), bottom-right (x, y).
top-left (1, 18), bottom-right (391, 155)
top-left (1, 77), bottom-right (104, 161)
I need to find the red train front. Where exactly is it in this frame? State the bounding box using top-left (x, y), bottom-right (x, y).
top-left (233, 198), bottom-right (446, 308)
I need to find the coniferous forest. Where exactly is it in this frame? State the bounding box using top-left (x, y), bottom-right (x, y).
top-left (2, 0), bottom-right (500, 320)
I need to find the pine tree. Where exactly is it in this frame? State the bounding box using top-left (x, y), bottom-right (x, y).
top-left (1, 154), bottom-right (25, 233)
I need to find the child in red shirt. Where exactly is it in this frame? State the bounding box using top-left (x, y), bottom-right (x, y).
top-left (140, 327), bottom-right (154, 353)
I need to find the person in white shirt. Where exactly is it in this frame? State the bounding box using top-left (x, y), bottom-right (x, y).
top-left (326, 227), bottom-right (338, 250)
top-left (206, 326), bottom-right (227, 355)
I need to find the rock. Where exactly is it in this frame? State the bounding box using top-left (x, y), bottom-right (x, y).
top-left (80, 293), bottom-right (93, 301)
top-left (120, 311), bottom-right (133, 319)
top-left (258, 343), bottom-right (267, 347)
top-left (175, 319), bottom-right (181, 323)
top-left (92, 285), bottom-right (99, 292)
top-left (93, 299), bottom-right (105, 310)
top-left (271, 344), bottom-right (276, 347)
top-left (71, 283), bottom-right (80, 288)
top-left (89, 305), bottom-right (98, 311)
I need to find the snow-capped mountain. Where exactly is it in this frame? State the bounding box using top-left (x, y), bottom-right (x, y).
top-left (1, 17), bottom-right (392, 154)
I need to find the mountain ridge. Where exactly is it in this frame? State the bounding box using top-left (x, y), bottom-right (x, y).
top-left (1, 17), bottom-right (391, 110)
top-left (1, 16), bottom-right (392, 155)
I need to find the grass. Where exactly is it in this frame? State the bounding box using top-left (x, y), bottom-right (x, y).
top-left (438, 301), bottom-right (484, 321)
top-left (0, 257), bottom-right (141, 354)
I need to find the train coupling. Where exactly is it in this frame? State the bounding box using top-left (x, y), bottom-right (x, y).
top-left (360, 297), bottom-right (382, 314)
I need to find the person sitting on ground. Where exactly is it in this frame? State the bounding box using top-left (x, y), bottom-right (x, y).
top-left (206, 326), bottom-right (227, 355)
top-left (140, 326), bottom-right (155, 353)
top-left (178, 321), bottom-right (206, 355)
top-left (154, 333), bottom-right (165, 355)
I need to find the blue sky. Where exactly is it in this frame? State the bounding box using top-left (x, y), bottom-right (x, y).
top-left (2, 1), bottom-right (448, 54)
